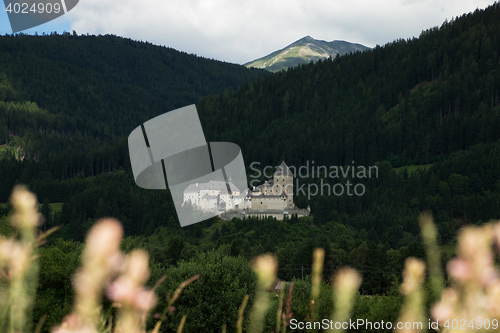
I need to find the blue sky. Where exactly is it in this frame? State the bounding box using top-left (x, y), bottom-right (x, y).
top-left (1, 0), bottom-right (496, 64)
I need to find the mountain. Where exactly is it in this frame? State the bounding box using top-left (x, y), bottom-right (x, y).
top-left (244, 36), bottom-right (370, 72)
top-left (0, 33), bottom-right (267, 201)
top-left (0, 33), bottom-right (267, 140)
top-left (1, 6), bottom-right (500, 324)
top-left (1, 3), bottom-right (500, 245)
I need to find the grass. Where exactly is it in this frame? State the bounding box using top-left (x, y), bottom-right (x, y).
top-left (0, 145), bottom-right (12, 156)
top-left (1, 203), bottom-right (64, 213)
top-left (0, 143), bottom-right (23, 160)
top-left (394, 164), bottom-right (433, 175)
top-left (441, 238), bottom-right (458, 258)
top-left (47, 203), bottom-right (64, 214)
top-left (246, 46), bottom-right (325, 72)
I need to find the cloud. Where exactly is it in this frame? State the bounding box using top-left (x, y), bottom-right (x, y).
top-left (65, 0), bottom-right (495, 64)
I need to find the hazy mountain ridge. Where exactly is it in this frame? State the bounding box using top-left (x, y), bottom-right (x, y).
top-left (244, 36), bottom-right (370, 72)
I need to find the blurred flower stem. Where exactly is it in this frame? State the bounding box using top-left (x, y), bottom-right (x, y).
top-left (0, 186), bottom-right (41, 333)
top-left (419, 211), bottom-right (444, 301)
top-left (397, 258), bottom-right (426, 333)
top-left (328, 268), bottom-right (362, 333)
top-left (248, 254), bottom-right (277, 333)
top-left (309, 248), bottom-right (324, 322)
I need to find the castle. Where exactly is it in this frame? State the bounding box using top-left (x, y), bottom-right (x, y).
top-left (245, 161), bottom-right (294, 210)
top-left (183, 179), bottom-right (245, 212)
top-left (182, 161), bottom-right (310, 220)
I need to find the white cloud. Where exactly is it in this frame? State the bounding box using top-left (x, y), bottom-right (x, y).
top-left (65, 0), bottom-right (495, 64)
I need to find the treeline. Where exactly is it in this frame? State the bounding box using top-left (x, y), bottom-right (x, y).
top-left (4, 139), bottom-right (494, 285)
top-left (7, 138), bottom-right (493, 245)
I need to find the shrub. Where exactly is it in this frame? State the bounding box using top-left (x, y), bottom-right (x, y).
top-left (153, 250), bottom-right (257, 332)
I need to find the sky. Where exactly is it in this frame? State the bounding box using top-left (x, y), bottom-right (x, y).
top-left (0, 0), bottom-right (495, 64)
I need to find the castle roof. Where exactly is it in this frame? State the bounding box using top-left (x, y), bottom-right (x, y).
top-left (184, 180), bottom-right (240, 194)
top-left (201, 193), bottom-right (218, 200)
top-left (234, 188), bottom-right (249, 199)
top-left (246, 191), bottom-right (288, 199)
top-left (274, 161), bottom-right (293, 177)
top-left (256, 180), bottom-right (273, 190)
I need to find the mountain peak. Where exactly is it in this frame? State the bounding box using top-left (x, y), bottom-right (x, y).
top-left (300, 35), bottom-right (314, 41)
top-left (244, 36), bottom-right (370, 72)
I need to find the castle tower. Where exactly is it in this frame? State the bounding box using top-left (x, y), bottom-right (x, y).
top-left (273, 161), bottom-right (294, 207)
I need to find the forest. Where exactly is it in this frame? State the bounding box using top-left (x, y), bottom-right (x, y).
top-left (0, 2), bottom-right (500, 332)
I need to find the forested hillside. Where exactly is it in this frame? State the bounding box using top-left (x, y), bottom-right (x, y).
top-left (200, 6), bottom-right (500, 167)
top-left (0, 32), bottom-right (266, 137)
top-left (0, 32), bottom-right (266, 199)
top-left (1, 4), bottom-right (500, 330)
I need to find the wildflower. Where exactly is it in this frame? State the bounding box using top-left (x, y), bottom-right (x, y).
top-left (253, 254), bottom-right (277, 290)
top-left (74, 219), bottom-right (124, 325)
top-left (400, 258), bottom-right (426, 296)
top-left (10, 185), bottom-right (40, 230)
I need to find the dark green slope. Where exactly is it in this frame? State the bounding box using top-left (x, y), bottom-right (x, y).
top-left (199, 4), bottom-right (500, 168)
top-left (0, 33), bottom-right (267, 201)
top-left (0, 33), bottom-right (267, 137)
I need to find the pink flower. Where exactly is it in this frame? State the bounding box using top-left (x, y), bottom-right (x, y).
top-left (107, 278), bottom-right (136, 304)
top-left (447, 258), bottom-right (472, 283)
top-left (133, 289), bottom-right (157, 311)
top-left (431, 303), bottom-right (453, 322)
